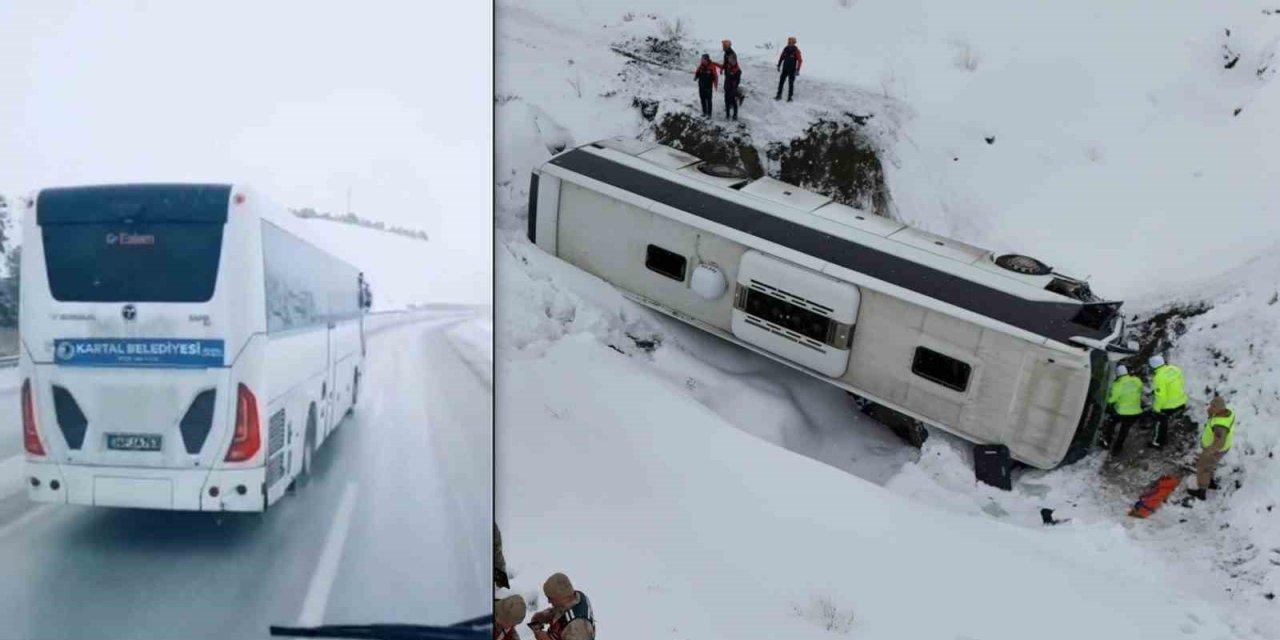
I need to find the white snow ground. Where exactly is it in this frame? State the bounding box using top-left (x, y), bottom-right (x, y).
top-left (497, 1), bottom-right (1280, 638)
top-left (447, 315), bottom-right (495, 387)
top-left (499, 335), bottom-right (1238, 640)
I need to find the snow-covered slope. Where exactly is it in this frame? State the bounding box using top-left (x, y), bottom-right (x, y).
top-left (499, 332), bottom-right (1241, 640)
top-left (295, 217), bottom-right (478, 309)
top-left (498, 0), bottom-right (1280, 299)
top-left (497, 1), bottom-right (1280, 637)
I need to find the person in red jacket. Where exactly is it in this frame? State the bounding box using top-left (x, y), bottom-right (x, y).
top-left (776, 36), bottom-right (802, 101)
top-left (723, 53), bottom-right (742, 121)
top-left (721, 39), bottom-right (736, 69)
top-left (693, 53), bottom-right (719, 117)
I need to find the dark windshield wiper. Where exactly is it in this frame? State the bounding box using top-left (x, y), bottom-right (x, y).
top-left (269, 615), bottom-right (490, 640)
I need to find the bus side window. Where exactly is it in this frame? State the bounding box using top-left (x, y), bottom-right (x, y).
top-left (911, 347), bottom-right (972, 392)
top-left (645, 244), bottom-right (688, 282)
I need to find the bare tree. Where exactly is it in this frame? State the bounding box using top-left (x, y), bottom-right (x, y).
top-left (658, 17), bottom-right (687, 42)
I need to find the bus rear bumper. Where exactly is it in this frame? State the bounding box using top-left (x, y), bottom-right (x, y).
top-left (25, 461), bottom-right (266, 512)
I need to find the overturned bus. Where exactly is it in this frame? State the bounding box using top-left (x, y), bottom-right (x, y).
top-left (526, 138), bottom-right (1132, 469)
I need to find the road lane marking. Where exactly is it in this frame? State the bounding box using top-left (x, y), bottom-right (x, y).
top-left (0, 455), bottom-right (25, 501)
top-left (298, 481), bottom-right (359, 627)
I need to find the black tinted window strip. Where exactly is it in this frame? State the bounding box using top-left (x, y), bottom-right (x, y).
top-left (38, 184), bottom-right (232, 224)
top-left (549, 149), bottom-right (1107, 345)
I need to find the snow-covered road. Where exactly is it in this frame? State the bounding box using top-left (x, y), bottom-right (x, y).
top-left (0, 313), bottom-right (491, 640)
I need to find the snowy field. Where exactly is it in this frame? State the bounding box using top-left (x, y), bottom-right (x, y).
top-left (499, 335), bottom-right (1237, 640)
top-left (496, 1), bottom-right (1280, 638)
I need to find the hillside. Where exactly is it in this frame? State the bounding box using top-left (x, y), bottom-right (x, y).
top-left (496, 1), bottom-right (1280, 637)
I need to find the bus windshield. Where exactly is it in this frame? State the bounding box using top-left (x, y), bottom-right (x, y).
top-left (37, 185), bottom-right (229, 303)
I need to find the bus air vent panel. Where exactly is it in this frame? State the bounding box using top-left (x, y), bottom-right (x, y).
top-left (731, 251), bottom-right (860, 378)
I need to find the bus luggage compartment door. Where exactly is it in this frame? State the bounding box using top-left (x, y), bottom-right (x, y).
top-left (731, 251), bottom-right (860, 378)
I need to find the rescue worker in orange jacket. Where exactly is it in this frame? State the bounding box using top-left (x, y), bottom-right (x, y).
top-left (722, 53), bottom-right (743, 121)
top-left (776, 36), bottom-right (803, 101)
top-left (694, 53), bottom-right (719, 117)
top-left (721, 39), bottom-right (736, 69)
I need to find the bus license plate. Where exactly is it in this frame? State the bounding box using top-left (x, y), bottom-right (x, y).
top-left (106, 433), bottom-right (162, 452)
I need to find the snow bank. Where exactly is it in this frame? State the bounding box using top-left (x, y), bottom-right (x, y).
top-left (498, 335), bottom-right (1237, 640)
top-left (446, 316), bottom-right (494, 387)
top-left (364, 309), bottom-right (476, 336)
top-left (1137, 245), bottom-right (1280, 610)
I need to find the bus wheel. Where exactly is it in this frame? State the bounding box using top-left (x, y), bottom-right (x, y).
top-left (349, 370), bottom-right (360, 415)
top-left (893, 419), bottom-right (930, 448)
top-left (852, 396), bottom-right (929, 448)
top-left (301, 405), bottom-right (317, 483)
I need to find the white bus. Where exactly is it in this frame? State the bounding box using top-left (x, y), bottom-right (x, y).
top-left (528, 139), bottom-right (1135, 469)
top-left (19, 184), bottom-right (369, 512)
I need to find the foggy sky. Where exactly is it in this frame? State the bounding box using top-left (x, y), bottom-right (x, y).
top-left (0, 1), bottom-right (492, 303)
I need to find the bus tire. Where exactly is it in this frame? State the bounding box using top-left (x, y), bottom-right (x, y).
top-left (893, 419), bottom-right (930, 448)
top-left (300, 404), bottom-right (317, 484)
top-left (852, 395), bottom-right (930, 448)
top-left (349, 370), bottom-right (360, 415)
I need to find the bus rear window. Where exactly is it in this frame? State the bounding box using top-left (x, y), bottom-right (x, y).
top-left (42, 222), bottom-right (225, 302)
top-left (36, 185), bottom-right (230, 303)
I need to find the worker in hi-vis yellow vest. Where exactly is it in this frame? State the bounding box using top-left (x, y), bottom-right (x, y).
top-left (1148, 355), bottom-right (1188, 449)
top-left (1188, 396), bottom-right (1236, 501)
top-left (1099, 364), bottom-right (1144, 455)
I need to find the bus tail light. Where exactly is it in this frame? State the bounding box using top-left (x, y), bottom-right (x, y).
top-left (22, 380), bottom-right (45, 456)
top-left (225, 384), bottom-right (261, 462)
